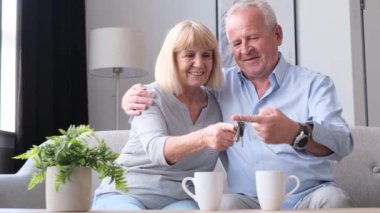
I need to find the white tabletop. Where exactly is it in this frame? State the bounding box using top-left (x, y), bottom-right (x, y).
top-left (0, 208), bottom-right (380, 213)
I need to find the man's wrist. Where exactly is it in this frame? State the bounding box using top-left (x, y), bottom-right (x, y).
top-left (292, 123), bottom-right (312, 151)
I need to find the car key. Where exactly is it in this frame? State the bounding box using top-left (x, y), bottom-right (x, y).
top-left (233, 121), bottom-right (245, 147)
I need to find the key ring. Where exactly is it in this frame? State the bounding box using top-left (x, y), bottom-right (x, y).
top-left (233, 121), bottom-right (245, 146)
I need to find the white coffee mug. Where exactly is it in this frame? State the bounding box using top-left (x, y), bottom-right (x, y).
top-left (256, 170), bottom-right (300, 210)
top-left (182, 171), bottom-right (224, 210)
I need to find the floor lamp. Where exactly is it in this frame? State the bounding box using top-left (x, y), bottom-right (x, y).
top-left (88, 27), bottom-right (148, 130)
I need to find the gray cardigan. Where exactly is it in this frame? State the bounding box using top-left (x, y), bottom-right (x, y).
top-left (94, 83), bottom-right (222, 209)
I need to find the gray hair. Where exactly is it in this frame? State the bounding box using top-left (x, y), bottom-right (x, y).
top-left (226, 0), bottom-right (278, 30)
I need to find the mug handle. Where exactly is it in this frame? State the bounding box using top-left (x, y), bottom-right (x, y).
top-left (182, 177), bottom-right (197, 201)
top-left (285, 175), bottom-right (300, 198)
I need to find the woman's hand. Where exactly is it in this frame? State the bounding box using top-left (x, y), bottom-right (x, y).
top-left (201, 122), bottom-right (237, 151)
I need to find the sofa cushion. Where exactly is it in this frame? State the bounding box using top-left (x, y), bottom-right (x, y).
top-left (335, 126), bottom-right (380, 207)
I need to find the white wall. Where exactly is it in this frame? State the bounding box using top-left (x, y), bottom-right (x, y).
top-left (296, 0), bottom-right (358, 125)
top-left (86, 0), bottom-right (216, 130)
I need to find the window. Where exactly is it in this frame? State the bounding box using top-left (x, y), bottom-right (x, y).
top-left (0, 0), bottom-right (18, 132)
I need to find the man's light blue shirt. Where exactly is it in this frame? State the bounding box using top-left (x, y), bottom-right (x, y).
top-left (214, 54), bottom-right (353, 208)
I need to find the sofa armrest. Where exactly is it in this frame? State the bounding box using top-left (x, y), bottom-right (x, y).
top-left (0, 158), bottom-right (45, 208)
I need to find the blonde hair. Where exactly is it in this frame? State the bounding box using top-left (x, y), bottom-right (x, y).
top-left (155, 20), bottom-right (223, 95)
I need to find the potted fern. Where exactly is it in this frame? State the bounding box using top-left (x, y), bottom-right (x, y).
top-left (14, 124), bottom-right (128, 211)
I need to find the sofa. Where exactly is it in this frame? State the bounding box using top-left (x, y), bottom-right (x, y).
top-left (0, 126), bottom-right (379, 208)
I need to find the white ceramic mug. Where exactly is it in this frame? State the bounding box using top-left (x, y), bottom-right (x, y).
top-left (256, 170), bottom-right (300, 210)
top-left (182, 171), bottom-right (224, 210)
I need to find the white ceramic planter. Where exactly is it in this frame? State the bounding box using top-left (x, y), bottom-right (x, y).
top-left (46, 166), bottom-right (92, 212)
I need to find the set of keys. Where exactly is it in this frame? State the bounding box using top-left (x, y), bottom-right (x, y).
top-left (233, 121), bottom-right (245, 147)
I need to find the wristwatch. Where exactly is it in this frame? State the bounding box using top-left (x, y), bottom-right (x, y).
top-left (293, 123), bottom-right (312, 151)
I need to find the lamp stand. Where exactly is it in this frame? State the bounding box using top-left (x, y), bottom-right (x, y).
top-left (113, 67), bottom-right (122, 130)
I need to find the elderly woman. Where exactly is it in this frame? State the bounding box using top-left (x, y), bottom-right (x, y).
top-left (93, 20), bottom-right (237, 210)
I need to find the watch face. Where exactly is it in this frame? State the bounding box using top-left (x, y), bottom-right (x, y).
top-left (297, 136), bottom-right (309, 148)
top-left (293, 123), bottom-right (311, 150)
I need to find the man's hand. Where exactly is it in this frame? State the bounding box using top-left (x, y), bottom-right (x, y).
top-left (232, 107), bottom-right (299, 145)
top-left (122, 83), bottom-right (155, 116)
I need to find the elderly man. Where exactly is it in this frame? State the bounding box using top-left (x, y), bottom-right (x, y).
top-left (121, 0), bottom-right (353, 210)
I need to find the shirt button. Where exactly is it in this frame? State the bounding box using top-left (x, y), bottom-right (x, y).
top-left (372, 166), bottom-right (380, 173)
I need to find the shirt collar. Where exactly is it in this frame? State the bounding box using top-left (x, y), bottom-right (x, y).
top-left (272, 53), bottom-right (288, 87)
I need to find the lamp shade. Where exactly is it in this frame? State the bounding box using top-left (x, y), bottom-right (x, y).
top-left (88, 27), bottom-right (148, 78)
